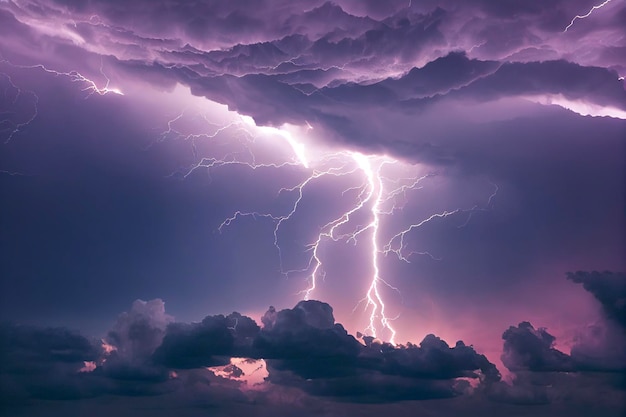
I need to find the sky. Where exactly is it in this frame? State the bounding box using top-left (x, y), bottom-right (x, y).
top-left (0, 0), bottom-right (625, 415)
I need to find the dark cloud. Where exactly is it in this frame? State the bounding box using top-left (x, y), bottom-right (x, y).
top-left (501, 322), bottom-right (574, 372)
top-left (154, 312), bottom-right (259, 368)
top-left (254, 301), bottom-right (363, 382)
top-left (0, 298), bottom-right (624, 413)
top-left (255, 301), bottom-right (360, 359)
top-left (570, 322), bottom-right (626, 372)
top-left (1, 299), bottom-right (495, 403)
top-left (494, 272), bottom-right (626, 406)
top-left (142, 53), bottom-right (625, 169)
top-left (0, 323), bottom-right (99, 371)
top-left (567, 271), bottom-right (626, 328)
top-left (252, 301), bottom-right (500, 401)
top-left (452, 60), bottom-right (626, 108)
top-left (566, 271), bottom-right (626, 372)
top-left (378, 52), bottom-right (500, 99)
top-left (275, 370), bottom-right (464, 403)
top-left (1, 0), bottom-right (624, 176)
top-left (368, 335), bottom-right (500, 382)
top-left (0, 323), bottom-right (101, 402)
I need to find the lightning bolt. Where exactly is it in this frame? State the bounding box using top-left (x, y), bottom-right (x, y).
top-left (1, 57), bottom-right (122, 142)
top-left (203, 119), bottom-right (498, 343)
top-left (2, 53), bottom-right (499, 343)
top-left (0, 70), bottom-right (39, 143)
top-left (356, 155), bottom-right (399, 343)
top-left (1, 58), bottom-right (123, 98)
top-left (564, 0), bottom-right (613, 32)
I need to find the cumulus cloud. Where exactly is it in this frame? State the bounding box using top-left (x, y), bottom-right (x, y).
top-left (0, 299), bottom-right (503, 405)
top-left (570, 322), bottom-right (626, 372)
top-left (501, 271), bottom-right (626, 374)
top-left (0, 323), bottom-right (101, 402)
top-left (501, 321), bottom-right (574, 372)
top-left (254, 300), bottom-right (360, 359)
top-left (567, 271), bottom-right (626, 328)
top-left (494, 272), bottom-right (626, 406)
top-left (0, 323), bottom-right (99, 370)
top-left (153, 312), bottom-right (259, 368)
top-left (567, 271), bottom-right (626, 372)
top-left (105, 299), bottom-right (173, 361)
top-left (99, 299), bottom-right (173, 382)
top-left (251, 301), bottom-right (500, 401)
top-left (1, 296), bottom-right (624, 413)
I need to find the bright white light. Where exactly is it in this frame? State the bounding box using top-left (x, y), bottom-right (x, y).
top-left (152, 92), bottom-right (497, 344)
top-left (564, 0), bottom-right (613, 32)
top-left (209, 358), bottom-right (269, 390)
top-left (526, 94), bottom-right (626, 119)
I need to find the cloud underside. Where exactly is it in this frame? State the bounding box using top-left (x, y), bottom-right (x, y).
top-left (1, 0), bottom-right (625, 151)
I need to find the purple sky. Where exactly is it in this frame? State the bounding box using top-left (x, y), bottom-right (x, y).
top-left (0, 0), bottom-right (625, 415)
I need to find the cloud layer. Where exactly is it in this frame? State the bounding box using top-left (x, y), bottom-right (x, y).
top-left (2, 270), bottom-right (624, 414)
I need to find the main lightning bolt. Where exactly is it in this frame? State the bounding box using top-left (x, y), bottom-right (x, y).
top-left (564, 0), bottom-right (613, 32)
top-left (142, 94), bottom-right (500, 345)
top-left (194, 117), bottom-right (498, 343)
top-left (2, 58), bottom-right (498, 343)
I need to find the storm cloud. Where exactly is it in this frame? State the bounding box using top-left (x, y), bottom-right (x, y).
top-left (0, 300), bottom-right (501, 405)
top-left (0, 0), bottom-right (624, 415)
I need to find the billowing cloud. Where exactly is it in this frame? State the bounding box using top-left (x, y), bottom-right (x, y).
top-left (100, 299), bottom-right (172, 382)
top-left (146, 300), bottom-right (502, 401)
top-left (0, 323), bottom-right (101, 402)
top-left (0, 300), bottom-right (500, 404)
top-left (501, 272), bottom-right (626, 374)
top-left (154, 312), bottom-right (259, 368)
top-left (493, 272), bottom-right (626, 407)
top-left (251, 301), bottom-right (500, 401)
top-left (105, 299), bottom-right (173, 362)
top-left (566, 271), bottom-right (626, 372)
top-left (1, 295), bottom-right (624, 413)
top-left (2, 0), bottom-right (624, 145)
top-left (501, 321), bottom-right (574, 372)
top-left (0, 323), bottom-right (99, 370)
top-left (567, 271), bottom-right (626, 327)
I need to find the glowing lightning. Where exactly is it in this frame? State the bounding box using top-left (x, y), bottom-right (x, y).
top-left (216, 145), bottom-right (497, 344)
top-left (1, 58), bottom-right (123, 98)
top-left (160, 103), bottom-right (497, 344)
top-left (564, 0), bottom-right (613, 32)
top-left (0, 71), bottom-right (39, 143)
top-left (1, 57), bottom-right (122, 142)
top-left (357, 155), bottom-right (398, 343)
